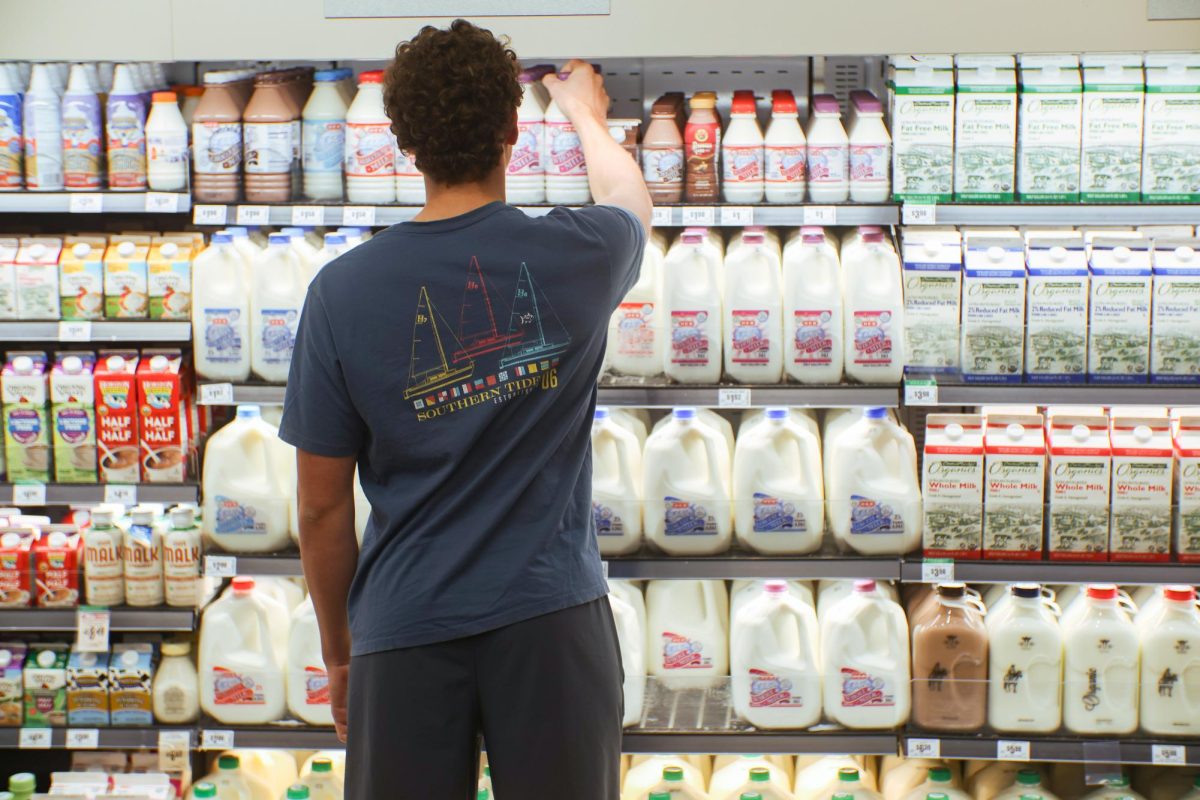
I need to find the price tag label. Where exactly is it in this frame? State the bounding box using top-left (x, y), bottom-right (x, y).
top-left (193, 204), bottom-right (228, 226)
top-left (997, 740), bottom-right (1031, 761)
top-left (343, 206), bottom-right (377, 227)
top-left (904, 379), bottom-right (939, 406)
top-left (103, 484), bottom-right (137, 506)
top-left (803, 205), bottom-right (837, 226)
top-left (922, 559), bottom-right (955, 584)
top-left (1152, 744), bottom-right (1186, 765)
top-left (601, 561), bottom-right (609, 580)
top-left (143, 192), bottom-right (180, 213)
top-left (291, 206), bottom-right (325, 226)
top-left (66, 728), bottom-right (99, 749)
top-left (198, 382), bottom-right (235, 405)
top-left (76, 608), bottom-right (110, 652)
top-left (719, 206), bottom-right (754, 225)
top-left (68, 193), bottom-right (103, 214)
top-left (907, 738), bottom-right (940, 758)
top-left (903, 203), bottom-right (937, 225)
top-left (58, 320), bottom-right (92, 342)
top-left (651, 206), bottom-right (673, 227)
top-left (201, 729), bottom-right (235, 750)
top-left (680, 206), bottom-right (716, 226)
top-left (717, 388), bottom-right (752, 408)
top-left (204, 555), bottom-right (238, 577)
top-left (12, 483), bottom-right (47, 507)
top-left (158, 730), bottom-right (191, 771)
top-left (236, 205), bottom-right (271, 226)
top-left (18, 727), bottom-right (52, 749)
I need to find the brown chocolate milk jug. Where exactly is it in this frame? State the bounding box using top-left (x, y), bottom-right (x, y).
top-left (911, 582), bottom-right (988, 731)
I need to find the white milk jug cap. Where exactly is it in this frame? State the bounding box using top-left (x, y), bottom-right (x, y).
top-left (62, 356), bottom-right (83, 374)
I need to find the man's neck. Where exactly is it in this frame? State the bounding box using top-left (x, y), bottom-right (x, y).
top-left (412, 168), bottom-right (507, 222)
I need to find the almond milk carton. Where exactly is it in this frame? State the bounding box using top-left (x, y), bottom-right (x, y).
top-left (94, 351), bottom-right (140, 484)
top-left (1025, 237), bottom-right (1089, 383)
top-left (0, 643), bottom-right (26, 726)
top-left (1081, 54), bottom-right (1145, 203)
top-left (901, 228), bottom-right (962, 375)
top-left (50, 353), bottom-right (97, 484)
top-left (2, 352), bottom-right (51, 483)
top-left (1150, 239), bottom-right (1200, 383)
top-left (109, 643), bottom-right (154, 726)
top-left (15, 237), bottom-right (62, 320)
top-left (0, 238), bottom-right (18, 320)
top-left (137, 351), bottom-right (187, 483)
top-left (1047, 414), bottom-right (1111, 561)
top-left (1109, 414), bottom-right (1173, 562)
top-left (103, 239), bottom-right (150, 319)
top-left (59, 237), bottom-right (107, 321)
top-left (1018, 54), bottom-right (1082, 202)
top-left (1142, 53), bottom-right (1200, 202)
top-left (888, 55), bottom-right (956, 202)
top-left (148, 239), bottom-right (192, 321)
top-left (954, 54), bottom-right (1017, 202)
top-left (1175, 414), bottom-right (1200, 562)
top-left (66, 648), bottom-right (109, 727)
top-left (1088, 237), bottom-right (1152, 383)
top-left (922, 413), bottom-right (984, 558)
top-left (962, 233), bottom-right (1026, 383)
top-left (984, 413), bottom-right (1046, 560)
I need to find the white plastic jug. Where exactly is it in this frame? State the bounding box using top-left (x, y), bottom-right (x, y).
top-left (251, 233), bottom-right (306, 383)
top-left (344, 70), bottom-right (395, 203)
top-left (654, 407), bottom-right (735, 460)
top-left (592, 407), bottom-right (643, 556)
top-left (842, 229), bottom-right (905, 383)
top-left (1062, 584), bottom-right (1139, 734)
top-left (993, 770), bottom-right (1063, 800)
top-left (643, 408), bottom-right (732, 556)
top-left (732, 579), bottom-right (814, 622)
top-left (646, 579), bottom-right (729, 690)
top-left (611, 407), bottom-right (650, 449)
top-left (731, 580), bottom-right (822, 729)
top-left (879, 759), bottom-right (955, 800)
top-left (732, 408), bottom-right (824, 554)
top-left (900, 768), bottom-right (972, 800)
top-left (795, 757), bottom-right (878, 800)
top-left (724, 230), bottom-right (783, 384)
top-left (820, 579), bottom-right (911, 728)
top-left (287, 595), bottom-right (333, 725)
top-left (231, 750), bottom-right (298, 799)
top-left (197, 754), bottom-right (273, 800)
top-left (192, 232), bottom-right (251, 382)
top-left (816, 578), bottom-right (900, 624)
top-left (609, 241), bottom-right (666, 377)
top-left (610, 579), bottom-right (647, 638)
top-left (829, 768), bottom-right (886, 800)
top-left (622, 758), bottom-right (708, 800)
top-left (609, 584), bottom-right (646, 728)
top-left (297, 757), bottom-right (343, 800)
top-left (544, 77), bottom-right (590, 205)
top-left (987, 584), bottom-right (1064, 733)
top-left (506, 70), bottom-right (546, 204)
top-left (1138, 585), bottom-right (1200, 735)
top-left (783, 227), bottom-right (844, 384)
top-left (710, 757), bottom-right (791, 800)
top-left (199, 577), bottom-right (286, 724)
top-left (1080, 777), bottom-right (1147, 800)
top-left (663, 232), bottom-right (723, 383)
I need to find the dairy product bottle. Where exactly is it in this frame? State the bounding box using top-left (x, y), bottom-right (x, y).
top-left (544, 73), bottom-right (590, 204)
top-left (193, 233), bottom-right (252, 381)
top-left (163, 505), bottom-right (201, 607)
top-left (506, 70), bottom-right (545, 204)
top-left (710, 759), bottom-right (792, 800)
top-left (849, 91), bottom-right (891, 202)
top-left (1141, 54), bottom-right (1200, 202)
top-left (105, 64), bottom-right (147, 190)
top-left (880, 759), bottom-right (955, 800)
top-left (983, 413), bottom-right (1047, 559)
top-left (642, 94), bottom-right (684, 203)
top-left (609, 240), bottom-right (665, 378)
top-left (1138, 584), bottom-right (1200, 734)
top-left (82, 508), bottom-right (124, 606)
top-left (591, 408), bottom-right (643, 556)
top-left (1046, 415), bottom-right (1111, 560)
top-left (820, 580), bottom-right (911, 728)
top-left (954, 55), bottom-right (1017, 202)
top-left (297, 759), bottom-right (342, 800)
top-left (122, 507), bottom-right (164, 607)
top-left (763, 89), bottom-right (806, 203)
top-left (961, 234), bottom-right (1027, 383)
top-left (394, 143), bottom-right (425, 205)
top-left (782, 227), bottom-right (843, 383)
top-left (646, 579), bottom-right (729, 690)
top-left (1081, 54), bottom-right (1145, 203)
top-left (146, 91), bottom-right (188, 191)
top-left (342, 70), bottom-right (395, 203)
top-left (313, 233), bottom-right (348, 275)
top-left (1063, 584), bottom-right (1139, 734)
top-left (281, 226), bottom-right (320, 274)
top-left (899, 769), bottom-right (972, 800)
top-left (200, 577), bottom-right (286, 723)
top-left (1079, 777), bottom-right (1147, 800)
top-left (204, 754), bottom-right (275, 800)
top-left (251, 233), bottom-right (306, 383)
top-left (245, 73), bottom-right (299, 203)
top-left (193, 71), bottom-right (249, 203)
top-left (724, 230), bottom-right (783, 383)
top-left (888, 56), bottom-right (956, 202)
top-left (287, 596), bottom-right (332, 725)
top-left (1088, 238), bottom-right (1152, 383)
top-left (842, 229), bottom-right (905, 383)
top-left (643, 408), bottom-right (732, 556)
top-left (301, 70), bottom-right (347, 201)
top-left (732, 408), bottom-right (823, 554)
top-left (992, 771), bottom-right (1062, 800)
top-left (663, 232), bottom-right (723, 383)
top-left (646, 766), bottom-right (708, 800)
top-left (806, 94), bottom-right (849, 202)
top-left (1150, 239), bottom-right (1200, 383)
top-left (731, 580), bottom-right (822, 729)
top-left (685, 92), bottom-right (721, 203)
top-left (608, 585), bottom-right (645, 728)
top-left (1109, 414), bottom-right (1173, 561)
top-left (901, 228), bottom-right (962, 376)
top-left (23, 64), bottom-right (64, 191)
top-left (723, 91), bottom-right (764, 203)
top-left (153, 640), bottom-right (199, 724)
top-left (910, 583), bottom-right (988, 731)
top-left (832, 767), bottom-right (885, 800)
top-left (0, 63), bottom-right (23, 190)
top-left (795, 757), bottom-right (879, 800)
top-left (623, 757), bottom-right (708, 800)
top-left (60, 63), bottom-right (103, 190)
top-left (1024, 238), bottom-right (1089, 383)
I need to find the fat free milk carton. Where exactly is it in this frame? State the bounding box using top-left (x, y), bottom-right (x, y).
top-left (1109, 414), bottom-right (1173, 562)
top-left (50, 352), bottom-right (97, 484)
top-left (1018, 54), bottom-right (1082, 202)
top-left (922, 413), bottom-right (984, 559)
top-left (984, 413), bottom-right (1046, 560)
top-left (15, 238), bottom-right (62, 320)
top-left (954, 55), bottom-right (1017, 202)
top-left (1175, 415), bottom-right (1200, 562)
top-left (1088, 237), bottom-right (1152, 383)
top-left (901, 228), bottom-right (962, 375)
top-left (1025, 237), bottom-right (1089, 383)
top-left (888, 55), bottom-right (955, 202)
top-left (0, 239), bottom-right (18, 320)
top-left (1081, 54), bottom-right (1145, 203)
top-left (1150, 239), bottom-right (1200, 383)
top-left (961, 233), bottom-right (1026, 383)
top-left (1047, 414), bottom-right (1111, 561)
top-left (2, 352), bottom-right (50, 483)
top-left (1142, 53), bottom-right (1200, 202)
top-left (59, 237), bottom-right (107, 321)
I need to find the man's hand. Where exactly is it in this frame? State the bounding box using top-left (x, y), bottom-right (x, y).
top-left (328, 661), bottom-right (350, 743)
top-left (542, 60), bottom-right (610, 127)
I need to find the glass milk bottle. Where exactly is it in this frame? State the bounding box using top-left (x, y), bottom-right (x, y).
top-left (153, 640), bottom-right (199, 723)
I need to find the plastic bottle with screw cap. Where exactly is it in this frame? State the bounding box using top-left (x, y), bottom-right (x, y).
top-left (302, 70), bottom-right (347, 201)
top-left (1061, 583), bottom-right (1138, 734)
top-left (146, 91), bottom-right (189, 191)
top-left (189, 783), bottom-right (217, 800)
top-left (723, 90), bottom-right (765, 203)
top-left (82, 507), bottom-right (124, 606)
top-left (343, 71), bottom-right (394, 203)
top-left (986, 581), bottom-right (1064, 733)
top-left (506, 69), bottom-right (546, 204)
top-left (8, 773), bottom-right (34, 800)
top-left (806, 94), bottom-right (849, 202)
top-left (724, 229), bottom-right (783, 384)
top-left (163, 505), bottom-right (201, 607)
top-left (544, 70), bottom-right (591, 205)
top-left (61, 63), bottom-right (103, 190)
top-left (848, 91), bottom-right (891, 202)
top-left (662, 231), bottom-right (723, 383)
top-left (764, 89), bottom-right (806, 203)
top-left (192, 231), bottom-right (252, 381)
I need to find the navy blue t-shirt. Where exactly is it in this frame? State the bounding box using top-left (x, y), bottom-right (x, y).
top-left (279, 202), bottom-right (644, 655)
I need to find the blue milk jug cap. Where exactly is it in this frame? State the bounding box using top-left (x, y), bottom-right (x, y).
top-left (210, 233), bottom-right (232, 245)
top-left (314, 69), bottom-right (342, 81)
top-left (765, 407), bottom-right (788, 420)
top-left (673, 408), bottom-right (697, 420)
top-left (236, 405), bottom-right (262, 419)
top-left (594, 407), bottom-right (610, 420)
top-left (864, 407), bottom-right (887, 419)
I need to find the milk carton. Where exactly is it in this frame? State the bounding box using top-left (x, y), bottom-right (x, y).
top-left (0, 238), bottom-right (18, 319)
top-left (1088, 238), bottom-right (1152, 383)
top-left (961, 234), bottom-right (1026, 383)
top-left (888, 55), bottom-right (955, 202)
top-left (901, 229), bottom-right (962, 375)
top-left (109, 643), bottom-right (155, 726)
top-left (0, 531), bottom-right (35, 609)
top-left (1081, 54), bottom-right (1145, 203)
top-left (104, 240), bottom-right (150, 319)
top-left (1018, 55), bottom-right (1083, 202)
top-left (984, 413), bottom-right (1046, 560)
top-left (24, 644), bottom-right (68, 727)
top-left (1109, 415), bottom-right (1173, 562)
top-left (16, 238), bottom-right (63, 320)
top-left (50, 353), bottom-right (97, 484)
top-left (2, 352), bottom-right (51, 483)
top-left (136, 351), bottom-right (188, 483)
top-left (1150, 239), bottom-right (1200, 383)
top-left (66, 649), bottom-right (110, 727)
top-left (1175, 415), bottom-right (1200, 562)
top-left (1047, 415), bottom-right (1111, 561)
top-left (59, 238), bottom-right (106, 320)
top-left (94, 351), bottom-right (140, 483)
top-left (34, 526), bottom-right (82, 607)
top-left (954, 55), bottom-right (1017, 202)
top-left (0, 643), bottom-right (26, 726)
top-left (148, 240), bottom-right (192, 320)
top-left (922, 414), bottom-right (984, 559)
top-left (1141, 53), bottom-right (1200, 202)
top-left (1024, 237), bottom-right (1089, 383)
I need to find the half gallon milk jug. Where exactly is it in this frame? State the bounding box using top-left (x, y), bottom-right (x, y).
top-left (544, 72), bottom-right (590, 205)
top-left (1081, 778), bottom-right (1147, 800)
top-left (910, 583), bottom-right (988, 732)
top-left (880, 760), bottom-right (956, 800)
top-left (313, 233), bottom-right (348, 275)
top-left (506, 69), bottom-right (546, 204)
top-left (987, 584), bottom-right (1064, 733)
top-left (843, 229), bottom-right (906, 383)
top-left (592, 408), bottom-right (643, 556)
top-left (646, 579), bottom-right (729, 689)
top-left (783, 227), bottom-right (844, 384)
top-left (832, 768), bottom-right (886, 800)
top-left (298, 759), bottom-right (343, 800)
top-left (344, 70), bottom-right (395, 203)
top-left (992, 771), bottom-right (1062, 800)
top-left (664, 232), bottom-right (723, 383)
top-left (724, 231), bottom-right (783, 384)
top-left (203, 405), bottom-right (293, 553)
top-left (711, 759), bottom-right (792, 800)
top-left (796, 757), bottom-right (878, 800)
top-left (199, 577), bottom-right (285, 723)
top-left (609, 240), bottom-right (666, 378)
top-left (820, 579), bottom-right (911, 728)
top-left (192, 232), bottom-right (251, 381)
top-left (1063, 584), bottom-right (1139, 734)
top-left (609, 585), bottom-right (645, 728)
top-left (643, 408), bottom-right (732, 555)
top-left (1138, 584), bottom-right (1200, 735)
top-left (900, 769), bottom-right (972, 800)
top-left (827, 407), bottom-right (922, 555)
top-left (731, 580), bottom-right (822, 729)
top-left (251, 233), bottom-right (306, 383)
top-left (623, 757), bottom-right (708, 800)
top-left (732, 408), bottom-right (824, 554)
top-left (287, 595), bottom-right (333, 725)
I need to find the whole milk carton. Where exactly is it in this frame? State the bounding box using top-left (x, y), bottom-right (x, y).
top-left (15, 238), bottom-right (62, 320)
top-left (94, 351), bottom-right (140, 483)
top-left (961, 233), bottom-right (1026, 383)
top-left (1024, 237), bottom-right (1089, 383)
top-left (954, 55), bottom-right (1017, 202)
top-left (1150, 239), bottom-right (1200, 383)
top-left (2, 352), bottom-right (51, 483)
top-left (59, 237), bottom-right (106, 320)
top-left (0, 238), bottom-right (18, 319)
top-left (136, 351), bottom-right (188, 483)
top-left (888, 55), bottom-right (955, 202)
top-left (1047, 414), bottom-right (1111, 560)
top-left (900, 228), bottom-right (962, 375)
top-left (983, 413), bottom-right (1046, 560)
top-left (50, 353), bottom-right (97, 484)
top-left (1142, 53), bottom-right (1200, 202)
top-left (1088, 237), bottom-right (1152, 383)
top-left (1081, 54), bottom-right (1145, 203)
top-left (1109, 414), bottom-right (1173, 562)
top-left (1175, 414), bottom-right (1200, 562)
top-left (922, 413), bottom-right (984, 559)
top-left (1018, 55), bottom-right (1082, 202)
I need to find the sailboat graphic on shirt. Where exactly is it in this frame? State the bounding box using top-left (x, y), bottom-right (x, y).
top-left (499, 262), bottom-right (571, 369)
top-left (453, 256), bottom-right (523, 363)
top-left (405, 286), bottom-right (474, 400)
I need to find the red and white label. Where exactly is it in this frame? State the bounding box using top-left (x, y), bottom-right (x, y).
top-left (212, 666), bottom-right (265, 705)
top-left (749, 668), bottom-right (804, 708)
top-left (792, 309), bottom-right (833, 365)
top-left (766, 144), bottom-right (807, 184)
top-left (730, 309), bottom-right (772, 364)
top-left (670, 310), bottom-right (713, 366)
top-left (662, 632), bottom-right (712, 670)
top-left (616, 302), bottom-right (656, 358)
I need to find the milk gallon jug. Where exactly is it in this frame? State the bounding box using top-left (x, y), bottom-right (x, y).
top-left (664, 232), bottom-right (723, 383)
top-left (820, 580), bottom-right (911, 728)
top-left (724, 230), bottom-right (783, 383)
top-left (287, 596), bottom-right (332, 725)
top-left (199, 577), bottom-right (286, 724)
top-left (711, 759), bottom-right (792, 800)
top-left (782, 227), bottom-right (843, 384)
top-left (344, 71), bottom-right (394, 203)
top-left (193, 233), bottom-right (251, 382)
top-left (722, 91), bottom-right (765, 203)
top-left (646, 579), bottom-right (729, 689)
top-left (643, 408), bottom-right (732, 555)
top-left (987, 584), bottom-right (1064, 733)
top-left (544, 73), bottom-right (590, 205)
top-left (609, 240), bottom-right (665, 378)
top-left (900, 769), bottom-right (972, 800)
top-left (1081, 777), bottom-right (1147, 800)
top-left (993, 771), bottom-right (1062, 800)
top-left (882, 761), bottom-right (958, 800)
top-left (251, 233), bottom-right (306, 383)
top-left (609, 585), bottom-right (645, 728)
top-left (796, 757), bottom-right (879, 800)
top-left (203, 405), bottom-right (293, 553)
top-left (731, 581), bottom-right (822, 729)
top-left (910, 583), bottom-right (988, 732)
top-left (1063, 584), bottom-right (1139, 734)
top-left (732, 408), bottom-right (823, 554)
top-left (623, 757), bottom-right (708, 800)
top-left (833, 768), bottom-right (886, 800)
top-left (1138, 584), bottom-right (1200, 735)
top-left (827, 408), bottom-right (921, 555)
top-left (842, 229), bottom-right (905, 383)
top-left (592, 408), bottom-right (643, 556)
top-left (297, 759), bottom-right (343, 800)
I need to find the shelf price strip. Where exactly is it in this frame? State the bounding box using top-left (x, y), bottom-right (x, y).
top-left (997, 740), bottom-right (1031, 761)
top-left (907, 738), bottom-right (940, 758)
top-left (66, 728), bottom-right (99, 749)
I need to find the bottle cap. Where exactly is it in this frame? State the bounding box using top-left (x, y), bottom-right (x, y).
top-left (287, 786), bottom-right (310, 800)
top-left (118, 241), bottom-right (136, 257)
top-left (192, 784), bottom-right (217, 799)
top-left (731, 91), bottom-right (757, 115)
top-left (749, 767), bottom-right (770, 782)
top-left (237, 404), bottom-right (262, 420)
top-left (764, 581), bottom-right (788, 595)
top-left (650, 795), bottom-right (672, 800)
top-left (314, 69), bottom-right (341, 82)
top-left (217, 754), bottom-right (240, 769)
top-left (851, 90), bottom-right (883, 113)
top-left (161, 641), bottom-right (190, 657)
top-left (743, 232), bottom-right (765, 245)
top-left (1165, 585), bottom-right (1196, 602)
top-left (936, 583), bottom-right (966, 598)
top-left (673, 408), bottom-right (697, 420)
top-left (311, 758), bottom-right (333, 773)
top-left (358, 70), bottom-right (385, 84)
top-left (664, 766), bottom-right (685, 782)
top-left (1017, 770), bottom-right (1041, 785)
top-left (765, 408), bottom-right (788, 420)
top-left (801, 226), bottom-right (825, 245)
top-left (741, 795), bottom-right (764, 800)
top-left (62, 355), bottom-right (83, 374)
top-left (812, 93), bottom-right (841, 114)
top-left (853, 579), bottom-right (876, 594)
top-left (864, 407), bottom-right (888, 419)
top-left (211, 232), bottom-right (232, 245)
top-left (838, 768), bottom-right (860, 783)
top-left (1012, 584), bottom-right (1042, 599)
top-left (152, 91), bottom-right (177, 103)
top-left (681, 233), bottom-right (704, 245)
top-left (771, 89), bottom-right (798, 114)
top-left (1087, 584), bottom-right (1118, 600)
top-left (930, 768), bottom-right (953, 782)
top-left (324, 233), bottom-right (347, 247)
top-left (690, 93), bottom-right (716, 110)
top-left (477, 791), bottom-right (490, 800)
top-left (231, 576), bottom-right (256, 594)
top-left (594, 407), bottom-right (611, 420)
top-left (269, 233), bottom-right (292, 246)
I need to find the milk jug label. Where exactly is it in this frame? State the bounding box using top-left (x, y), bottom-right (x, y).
top-left (670, 311), bottom-right (713, 367)
top-left (202, 308), bottom-right (244, 364)
top-left (840, 667), bottom-right (894, 707)
top-left (851, 144), bottom-right (890, 182)
top-left (643, 147), bottom-right (684, 185)
top-left (749, 668), bottom-right (804, 707)
top-left (304, 666), bottom-right (329, 706)
top-left (723, 145), bottom-right (763, 183)
top-left (663, 496), bottom-right (718, 536)
top-left (662, 632), bottom-right (712, 670)
top-left (193, 122), bottom-right (242, 174)
top-left (593, 501), bottom-right (625, 536)
top-left (344, 123), bottom-right (393, 178)
top-left (507, 120), bottom-right (544, 176)
top-left (849, 494), bottom-right (905, 534)
top-left (852, 310), bottom-right (896, 369)
top-left (808, 145), bottom-right (847, 183)
top-left (258, 308), bottom-right (298, 365)
top-left (302, 120), bottom-right (345, 174)
top-left (793, 310), bottom-right (834, 366)
top-left (245, 122), bottom-right (293, 174)
top-left (753, 493), bottom-right (807, 533)
top-left (546, 120), bottom-right (586, 176)
top-left (766, 144), bottom-right (806, 184)
top-left (730, 309), bottom-right (772, 364)
top-left (147, 129), bottom-right (188, 167)
top-left (0, 94), bottom-right (21, 188)
top-left (214, 496), bottom-right (266, 535)
top-left (212, 666), bottom-right (265, 705)
top-left (616, 302), bottom-right (656, 358)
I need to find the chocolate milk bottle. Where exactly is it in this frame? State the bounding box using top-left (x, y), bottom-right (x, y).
top-left (685, 92), bottom-right (721, 203)
top-left (911, 582), bottom-right (988, 731)
top-left (243, 73), bottom-right (298, 203)
top-left (643, 96), bottom-right (684, 203)
top-left (192, 72), bottom-right (250, 202)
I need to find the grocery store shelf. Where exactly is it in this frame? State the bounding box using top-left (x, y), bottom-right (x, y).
top-left (0, 726), bottom-right (193, 750)
top-left (0, 321), bottom-right (191, 343)
top-left (902, 559), bottom-right (1200, 585)
top-left (608, 556), bottom-right (899, 580)
top-left (0, 192), bottom-right (190, 214)
top-left (623, 731), bottom-right (900, 755)
top-left (931, 383), bottom-right (1200, 406)
top-left (597, 383), bottom-right (901, 408)
top-left (926, 204), bottom-right (1200, 226)
top-left (203, 552), bottom-right (304, 577)
top-left (2, 483), bottom-right (199, 506)
top-left (0, 607), bottom-right (196, 632)
top-left (197, 383), bottom-right (287, 406)
top-left (906, 734), bottom-right (1200, 765)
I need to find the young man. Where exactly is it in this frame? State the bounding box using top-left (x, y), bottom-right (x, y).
top-left (278, 19), bottom-right (651, 800)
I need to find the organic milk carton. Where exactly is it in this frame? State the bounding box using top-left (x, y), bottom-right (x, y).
top-left (922, 413), bottom-right (984, 559)
top-left (50, 353), bottom-right (97, 484)
top-left (109, 643), bottom-right (155, 726)
top-left (961, 234), bottom-right (1026, 383)
top-left (1081, 54), bottom-right (1145, 203)
top-left (1109, 415), bottom-right (1173, 562)
top-left (1088, 237), bottom-right (1152, 383)
top-left (1047, 414), bottom-right (1111, 561)
top-left (1150, 239), bottom-right (1200, 383)
top-left (148, 239), bottom-right (192, 320)
top-left (66, 648), bottom-right (110, 727)
top-left (94, 351), bottom-right (140, 484)
top-left (137, 351), bottom-right (188, 483)
top-left (954, 55), bottom-right (1017, 202)
top-left (0, 643), bottom-right (26, 726)
top-left (983, 413), bottom-right (1046, 560)
top-left (103, 240), bottom-right (150, 319)
top-left (1024, 237), bottom-right (1089, 383)
top-left (1018, 55), bottom-right (1082, 202)
top-left (900, 229), bottom-right (962, 375)
top-left (1141, 53), bottom-right (1200, 202)
top-left (0, 238), bottom-right (19, 319)
top-left (23, 643), bottom-right (68, 727)
top-left (2, 352), bottom-right (50, 483)
top-left (1175, 414), bottom-right (1200, 562)
top-left (15, 237), bottom-right (63, 320)
top-left (59, 237), bottom-right (106, 320)
top-left (888, 55), bottom-right (955, 202)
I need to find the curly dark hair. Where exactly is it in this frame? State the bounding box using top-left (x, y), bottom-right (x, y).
top-left (383, 20), bottom-right (522, 186)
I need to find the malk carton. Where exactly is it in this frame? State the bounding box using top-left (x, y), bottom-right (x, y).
top-left (1175, 414), bottom-right (1200, 562)
top-left (983, 413), bottom-right (1046, 560)
top-left (901, 228), bottom-right (962, 375)
top-left (1081, 54), bottom-right (1145, 203)
top-left (1150, 239), bottom-right (1200, 383)
top-left (1024, 237), bottom-right (1089, 383)
top-left (888, 55), bottom-right (955, 202)
top-left (954, 55), bottom-right (1017, 202)
top-left (1109, 415), bottom-right (1173, 562)
top-left (1141, 53), bottom-right (1200, 202)
top-left (1017, 54), bottom-right (1082, 202)
top-left (1088, 237), bottom-right (1152, 383)
top-left (922, 413), bottom-right (984, 559)
top-left (961, 233), bottom-right (1026, 383)
top-left (1047, 414), bottom-right (1111, 561)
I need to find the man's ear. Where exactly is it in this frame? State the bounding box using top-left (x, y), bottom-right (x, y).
top-left (507, 110), bottom-right (519, 146)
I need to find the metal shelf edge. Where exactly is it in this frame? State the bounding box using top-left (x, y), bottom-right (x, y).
top-left (622, 732), bottom-right (900, 755)
top-left (607, 558), bottom-right (899, 580)
top-left (0, 608), bottom-right (195, 632)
